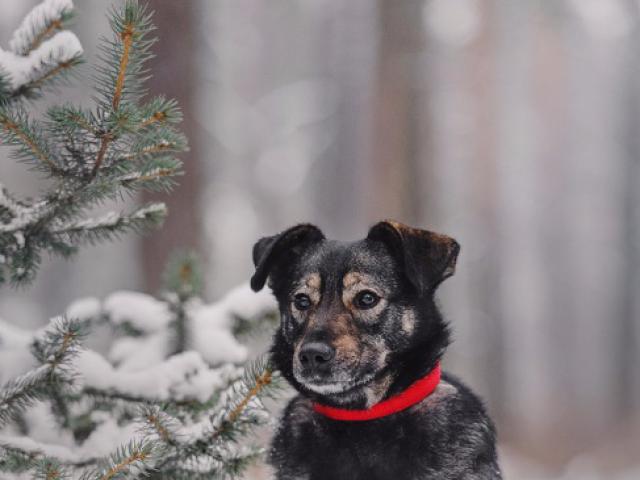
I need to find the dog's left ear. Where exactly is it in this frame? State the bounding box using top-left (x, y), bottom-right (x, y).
top-left (250, 223), bottom-right (325, 291)
top-left (367, 220), bottom-right (460, 294)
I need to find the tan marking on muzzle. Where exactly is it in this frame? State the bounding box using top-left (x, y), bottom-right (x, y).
top-left (328, 313), bottom-right (360, 361)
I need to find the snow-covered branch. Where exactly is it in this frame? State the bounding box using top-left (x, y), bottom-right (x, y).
top-left (9, 0), bottom-right (75, 55)
top-left (0, 0), bottom-right (187, 286)
top-left (0, 279), bottom-right (279, 478)
top-left (0, 31), bottom-right (82, 93)
top-left (0, 0), bottom-right (81, 94)
top-left (0, 317), bottom-right (82, 427)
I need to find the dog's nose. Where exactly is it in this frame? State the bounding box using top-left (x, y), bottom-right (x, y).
top-left (299, 342), bottom-right (335, 370)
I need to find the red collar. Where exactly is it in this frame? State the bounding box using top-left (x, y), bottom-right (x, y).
top-left (312, 362), bottom-right (441, 421)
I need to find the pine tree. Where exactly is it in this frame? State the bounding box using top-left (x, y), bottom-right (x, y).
top-left (0, 2), bottom-right (281, 478)
top-left (0, 0), bottom-right (186, 285)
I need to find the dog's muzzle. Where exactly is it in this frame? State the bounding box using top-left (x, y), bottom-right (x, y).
top-left (298, 341), bottom-right (335, 374)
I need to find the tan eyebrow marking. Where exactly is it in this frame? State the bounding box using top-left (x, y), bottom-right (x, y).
top-left (290, 273), bottom-right (322, 324)
top-left (305, 272), bottom-right (321, 290)
top-left (343, 271), bottom-right (363, 289)
top-left (342, 272), bottom-right (384, 296)
top-left (341, 272), bottom-right (387, 318)
top-left (293, 272), bottom-right (321, 304)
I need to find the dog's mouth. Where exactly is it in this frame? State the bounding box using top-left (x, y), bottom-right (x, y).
top-left (293, 370), bottom-right (376, 395)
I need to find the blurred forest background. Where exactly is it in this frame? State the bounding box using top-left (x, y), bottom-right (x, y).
top-left (1, 0), bottom-right (639, 478)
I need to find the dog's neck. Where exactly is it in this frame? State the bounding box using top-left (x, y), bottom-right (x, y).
top-left (313, 362), bottom-right (442, 420)
top-left (383, 340), bottom-right (444, 401)
top-left (335, 345), bottom-right (443, 410)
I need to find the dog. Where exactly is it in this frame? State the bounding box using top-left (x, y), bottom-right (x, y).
top-left (250, 221), bottom-right (502, 480)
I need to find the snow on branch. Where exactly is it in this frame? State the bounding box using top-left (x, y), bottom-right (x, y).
top-left (9, 0), bottom-right (75, 55)
top-left (51, 203), bottom-right (169, 243)
top-left (78, 350), bottom-right (240, 403)
top-left (0, 30), bottom-right (82, 92)
top-left (0, 278), bottom-right (280, 478)
top-left (0, 185), bottom-right (48, 235)
top-left (0, 317), bottom-right (82, 427)
top-left (1, 0), bottom-right (80, 95)
top-left (0, 419), bottom-right (147, 468)
top-left (0, 0), bottom-right (186, 286)
top-left (65, 283), bottom-right (277, 370)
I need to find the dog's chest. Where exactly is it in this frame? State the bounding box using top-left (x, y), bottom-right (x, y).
top-left (315, 423), bottom-right (423, 480)
top-left (270, 382), bottom-right (500, 480)
top-left (275, 414), bottom-right (446, 480)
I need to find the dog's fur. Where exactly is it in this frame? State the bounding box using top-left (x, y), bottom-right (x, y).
top-left (251, 221), bottom-right (502, 480)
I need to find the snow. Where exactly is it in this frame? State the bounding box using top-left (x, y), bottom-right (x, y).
top-left (66, 211), bottom-right (121, 230)
top-left (132, 202), bottom-right (167, 219)
top-left (23, 402), bottom-right (75, 448)
top-left (0, 31), bottom-right (82, 91)
top-left (0, 319), bottom-right (36, 382)
top-left (187, 284), bottom-right (276, 365)
top-left (109, 331), bottom-right (170, 371)
top-left (0, 185), bottom-right (47, 235)
top-left (9, 0), bottom-right (74, 55)
top-left (0, 415), bottom-right (141, 463)
top-left (190, 309), bottom-right (248, 364)
top-left (220, 282), bottom-right (277, 320)
top-left (103, 290), bottom-right (172, 333)
top-left (77, 349), bottom-right (238, 402)
top-left (104, 283), bottom-right (276, 368)
top-left (65, 296), bottom-right (101, 321)
top-left (0, 282), bottom-right (275, 475)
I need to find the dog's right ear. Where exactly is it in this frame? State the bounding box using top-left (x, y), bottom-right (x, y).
top-left (250, 224), bottom-right (325, 291)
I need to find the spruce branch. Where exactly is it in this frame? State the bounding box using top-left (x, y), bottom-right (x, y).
top-left (9, 0), bottom-right (75, 56)
top-left (119, 163), bottom-right (181, 193)
top-left (0, 0), bottom-right (186, 286)
top-left (112, 24), bottom-right (133, 112)
top-left (50, 202), bottom-right (167, 247)
top-left (140, 406), bottom-right (181, 447)
top-left (143, 357), bottom-right (280, 477)
top-left (0, 284), bottom-right (279, 478)
top-left (162, 250), bottom-right (203, 300)
top-left (21, 56), bottom-right (81, 94)
top-left (1, 29), bottom-right (83, 100)
top-left (138, 97), bottom-right (181, 129)
top-left (0, 442), bottom-right (39, 473)
top-left (47, 105), bottom-right (100, 135)
top-left (0, 108), bottom-right (60, 173)
top-left (33, 458), bottom-right (72, 480)
top-left (29, 18), bottom-right (64, 53)
top-left (162, 250), bottom-right (203, 354)
top-left (150, 448), bottom-right (264, 480)
top-left (91, 133), bottom-right (114, 178)
top-left (0, 366), bottom-right (51, 428)
top-left (91, 440), bottom-right (156, 480)
top-left (0, 71), bottom-right (11, 105)
top-left (0, 318), bottom-right (82, 427)
top-left (225, 366), bottom-right (273, 427)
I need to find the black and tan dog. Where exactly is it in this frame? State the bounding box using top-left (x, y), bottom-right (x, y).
top-left (251, 221), bottom-right (502, 480)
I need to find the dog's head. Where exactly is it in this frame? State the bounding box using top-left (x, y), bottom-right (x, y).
top-left (251, 221), bottom-right (459, 406)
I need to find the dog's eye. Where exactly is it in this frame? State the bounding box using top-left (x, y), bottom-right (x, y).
top-left (354, 290), bottom-right (380, 309)
top-left (293, 293), bottom-right (312, 311)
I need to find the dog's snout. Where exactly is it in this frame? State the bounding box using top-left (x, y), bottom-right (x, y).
top-left (299, 342), bottom-right (335, 370)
